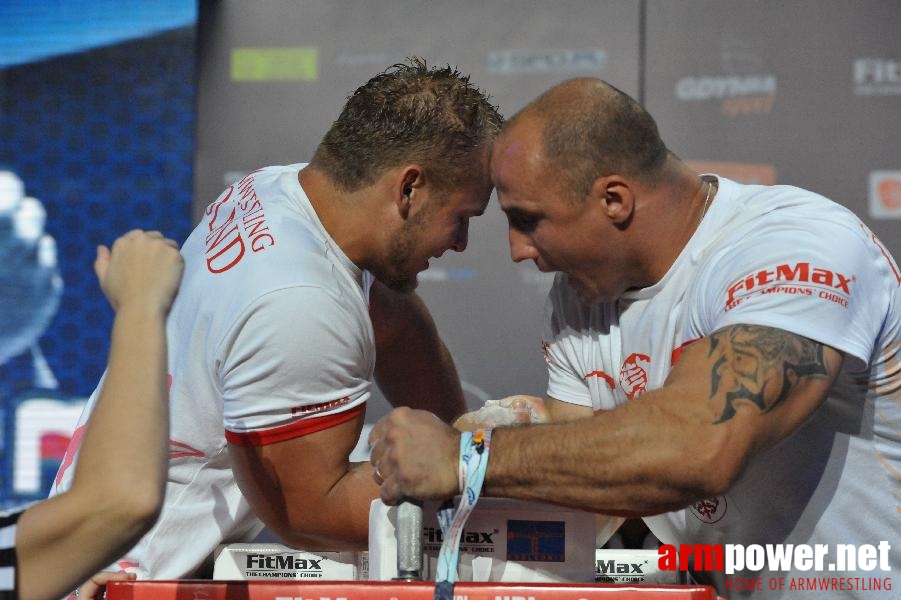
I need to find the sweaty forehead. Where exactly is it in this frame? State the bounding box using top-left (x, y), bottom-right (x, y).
top-left (491, 123), bottom-right (545, 194)
top-left (469, 150), bottom-right (494, 201)
top-left (448, 175), bottom-right (492, 214)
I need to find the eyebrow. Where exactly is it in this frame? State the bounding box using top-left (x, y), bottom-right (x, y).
top-left (501, 206), bottom-right (536, 218)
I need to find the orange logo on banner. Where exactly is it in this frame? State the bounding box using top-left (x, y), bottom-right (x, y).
top-left (877, 177), bottom-right (901, 210)
top-left (686, 161), bottom-right (776, 185)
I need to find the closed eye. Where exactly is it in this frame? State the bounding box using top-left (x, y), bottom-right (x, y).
top-left (507, 213), bottom-right (539, 233)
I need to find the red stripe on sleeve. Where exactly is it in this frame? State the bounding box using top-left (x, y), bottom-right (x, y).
top-left (225, 403), bottom-right (365, 446)
top-left (671, 337), bottom-right (701, 366)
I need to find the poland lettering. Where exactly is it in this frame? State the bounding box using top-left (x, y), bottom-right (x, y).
top-left (205, 170), bottom-right (276, 273)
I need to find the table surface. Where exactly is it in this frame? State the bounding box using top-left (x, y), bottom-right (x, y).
top-left (105, 580), bottom-right (723, 600)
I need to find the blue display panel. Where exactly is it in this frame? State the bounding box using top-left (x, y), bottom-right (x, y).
top-left (0, 2), bottom-right (197, 507)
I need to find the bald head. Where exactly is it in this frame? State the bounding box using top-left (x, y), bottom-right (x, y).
top-left (503, 78), bottom-right (669, 200)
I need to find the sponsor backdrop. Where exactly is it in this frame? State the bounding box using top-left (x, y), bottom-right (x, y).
top-left (1, 1), bottom-right (898, 509)
top-left (644, 0), bottom-right (901, 253)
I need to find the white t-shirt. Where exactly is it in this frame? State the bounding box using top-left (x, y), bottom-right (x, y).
top-left (52, 164), bottom-right (376, 578)
top-left (544, 177), bottom-right (900, 598)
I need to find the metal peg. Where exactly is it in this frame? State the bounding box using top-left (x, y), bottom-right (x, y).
top-left (394, 500), bottom-right (423, 580)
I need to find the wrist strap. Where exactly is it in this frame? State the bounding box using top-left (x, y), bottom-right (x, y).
top-left (434, 429), bottom-right (492, 600)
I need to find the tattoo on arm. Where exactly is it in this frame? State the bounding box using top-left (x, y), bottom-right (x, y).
top-left (708, 325), bottom-right (828, 423)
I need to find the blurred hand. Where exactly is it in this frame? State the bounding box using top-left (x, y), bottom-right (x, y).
top-left (94, 230), bottom-right (184, 315)
top-left (72, 571), bottom-right (136, 600)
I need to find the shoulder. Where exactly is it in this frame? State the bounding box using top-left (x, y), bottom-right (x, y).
top-left (700, 180), bottom-right (876, 277)
top-left (238, 283), bottom-right (370, 340)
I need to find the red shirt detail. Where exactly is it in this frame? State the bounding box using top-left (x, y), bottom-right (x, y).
top-left (671, 338), bottom-right (701, 366)
top-left (224, 403), bottom-right (365, 446)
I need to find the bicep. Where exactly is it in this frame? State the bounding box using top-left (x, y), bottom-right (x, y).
top-left (228, 407), bottom-right (376, 549)
top-left (220, 288), bottom-right (376, 548)
top-left (664, 323), bottom-right (843, 456)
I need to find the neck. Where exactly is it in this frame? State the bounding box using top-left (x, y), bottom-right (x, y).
top-left (299, 166), bottom-right (375, 267)
top-left (696, 175), bottom-right (716, 228)
top-left (631, 160), bottom-right (716, 286)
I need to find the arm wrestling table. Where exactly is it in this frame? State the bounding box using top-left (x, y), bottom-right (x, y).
top-left (104, 501), bottom-right (721, 600)
top-left (104, 580), bottom-right (720, 599)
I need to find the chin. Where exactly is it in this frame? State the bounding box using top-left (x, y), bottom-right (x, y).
top-left (568, 279), bottom-right (609, 305)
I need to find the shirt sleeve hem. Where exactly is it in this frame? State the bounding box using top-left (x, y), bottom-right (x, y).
top-left (225, 403), bottom-right (365, 446)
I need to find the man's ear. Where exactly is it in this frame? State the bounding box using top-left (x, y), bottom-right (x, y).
top-left (396, 166), bottom-right (424, 219)
top-left (592, 175), bottom-right (634, 226)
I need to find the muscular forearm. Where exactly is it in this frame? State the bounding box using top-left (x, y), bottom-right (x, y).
top-left (376, 334), bottom-right (465, 422)
top-left (373, 287), bottom-right (465, 422)
top-left (483, 396), bottom-right (725, 516)
top-left (484, 329), bottom-right (841, 515)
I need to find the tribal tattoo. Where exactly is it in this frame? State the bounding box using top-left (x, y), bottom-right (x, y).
top-left (707, 324), bottom-right (828, 423)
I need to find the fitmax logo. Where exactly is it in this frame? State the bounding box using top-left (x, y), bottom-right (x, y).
top-left (597, 559), bottom-right (646, 575)
top-left (725, 262), bottom-right (853, 308)
top-left (424, 527), bottom-right (495, 545)
top-left (246, 554), bottom-right (322, 570)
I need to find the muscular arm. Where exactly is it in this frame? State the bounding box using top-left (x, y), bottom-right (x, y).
top-left (372, 324), bottom-right (843, 515)
top-left (221, 283), bottom-right (393, 552)
top-left (484, 324), bottom-right (842, 514)
top-left (370, 281), bottom-right (466, 423)
top-left (228, 411), bottom-right (375, 550)
top-left (16, 231), bottom-right (182, 600)
top-left (228, 282), bottom-right (468, 550)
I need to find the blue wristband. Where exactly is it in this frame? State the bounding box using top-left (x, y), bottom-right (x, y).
top-left (434, 429), bottom-right (492, 600)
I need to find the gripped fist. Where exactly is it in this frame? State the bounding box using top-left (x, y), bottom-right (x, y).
top-left (368, 407), bottom-right (460, 505)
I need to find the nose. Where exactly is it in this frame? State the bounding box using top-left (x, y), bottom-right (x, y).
top-left (508, 228), bottom-right (537, 263)
top-left (451, 221), bottom-right (469, 253)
